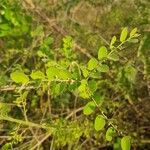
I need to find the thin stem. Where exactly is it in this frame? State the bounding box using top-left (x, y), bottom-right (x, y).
top-left (0, 116), bottom-right (51, 130)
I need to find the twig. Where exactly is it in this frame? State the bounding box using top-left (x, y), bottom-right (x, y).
top-left (0, 116), bottom-right (51, 130)
top-left (30, 132), bottom-right (52, 150)
top-left (0, 85), bottom-right (35, 92)
top-left (65, 107), bottom-right (83, 119)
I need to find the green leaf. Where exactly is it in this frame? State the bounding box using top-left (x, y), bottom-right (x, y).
top-left (110, 36), bottom-right (117, 48)
top-left (46, 67), bottom-right (59, 80)
top-left (92, 92), bottom-right (104, 106)
top-left (51, 82), bottom-right (67, 97)
top-left (106, 127), bottom-right (115, 141)
top-left (78, 80), bottom-right (89, 98)
top-left (97, 64), bottom-right (109, 72)
top-left (125, 65), bottom-right (137, 83)
top-left (30, 70), bottom-right (45, 80)
top-left (121, 136), bottom-right (131, 150)
top-left (0, 102), bottom-right (11, 116)
top-left (108, 52), bottom-right (119, 61)
top-left (10, 71), bottom-right (29, 84)
top-left (83, 101), bottom-right (96, 115)
top-left (78, 80), bottom-right (87, 90)
top-left (120, 27), bottom-right (128, 42)
top-left (31, 25), bottom-right (44, 37)
top-left (128, 39), bottom-right (139, 43)
top-left (59, 70), bottom-right (71, 80)
top-left (98, 46), bottom-right (108, 60)
top-left (88, 58), bottom-right (98, 70)
top-left (81, 67), bottom-right (89, 78)
top-left (0, 24), bottom-right (11, 30)
top-left (37, 50), bottom-right (47, 57)
top-left (62, 36), bottom-right (73, 58)
top-left (94, 115), bottom-right (106, 131)
top-left (88, 80), bottom-right (97, 93)
top-left (132, 33), bottom-right (140, 38)
top-left (4, 9), bottom-right (13, 21)
top-left (130, 28), bottom-right (137, 37)
top-left (46, 67), bottom-right (71, 80)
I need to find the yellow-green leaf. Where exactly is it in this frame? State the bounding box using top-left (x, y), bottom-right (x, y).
top-left (59, 70), bottom-right (71, 80)
top-left (94, 115), bottom-right (106, 131)
top-left (78, 79), bottom-right (89, 98)
top-left (30, 70), bottom-right (45, 80)
top-left (121, 136), bottom-right (131, 150)
top-left (83, 101), bottom-right (96, 115)
top-left (46, 67), bottom-right (59, 80)
top-left (98, 46), bottom-right (108, 60)
top-left (120, 27), bottom-right (128, 42)
top-left (106, 127), bottom-right (115, 141)
top-left (130, 28), bottom-right (137, 37)
top-left (10, 71), bottom-right (29, 84)
top-left (110, 36), bottom-right (117, 48)
top-left (88, 58), bottom-right (98, 70)
top-left (88, 80), bottom-right (97, 93)
top-left (108, 52), bottom-right (119, 61)
top-left (81, 67), bottom-right (89, 78)
top-left (97, 64), bottom-right (109, 72)
top-left (128, 39), bottom-right (139, 43)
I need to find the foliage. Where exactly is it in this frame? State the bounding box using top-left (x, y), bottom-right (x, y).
top-left (0, 0), bottom-right (150, 150)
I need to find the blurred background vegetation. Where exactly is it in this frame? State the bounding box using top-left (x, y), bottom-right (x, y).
top-left (0, 0), bottom-right (150, 149)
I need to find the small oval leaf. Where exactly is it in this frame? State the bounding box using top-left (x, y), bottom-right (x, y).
top-left (121, 136), bottom-right (131, 150)
top-left (98, 46), bottom-right (108, 60)
top-left (130, 28), bottom-right (137, 37)
top-left (97, 64), bottom-right (109, 72)
top-left (128, 39), bottom-right (139, 43)
top-left (94, 115), bottom-right (106, 131)
top-left (106, 127), bottom-right (115, 141)
top-left (10, 71), bottom-right (29, 84)
top-left (83, 101), bottom-right (96, 115)
top-left (30, 70), bottom-right (45, 80)
top-left (81, 67), bottom-right (89, 78)
top-left (110, 36), bottom-right (117, 47)
top-left (88, 80), bottom-right (97, 93)
top-left (120, 27), bottom-right (128, 42)
top-left (108, 52), bottom-right (119, 61)
top-left (88, 58), bottom-right (98, 70)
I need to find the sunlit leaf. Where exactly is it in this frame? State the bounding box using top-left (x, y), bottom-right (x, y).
top-left (81, 67), bottom-right (89, 78)
top-left (121, 136), bottom-right (131, 150)
top-left (10, 71), bottom-right (29, 84)
top-left (98, 46), bottom-right (108, 60)
top-left (46, 67), bottom-right (59, 80)
top-left (37, 50), bottom-right (47, 57)
top-left (83, 101), bottom-right (96, 115)
top-left (94, 115), bottom-right (106, 131)
top-left (46, 67), bottom-right (71, 80)
top-left (59, 70), bottom-right (71, 80)
top-left (78, 79), bottom-right (89, 98)
top-left (88, 58), bottom-right (98, 70)
top-left (106, 127), bottom-right (115, 141)
top-left (110, 36), bottom-right (117, 48)
top-left (30, 70), bottom-right (45, 80)
top-left (0, 24), bottom-right (10, 30)
top-left (120, 27), bottom-right (128, 42)
top-left (130, 28), bottom-right (137, 37)
top-left (97, 64), bottom-right (109, 72)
